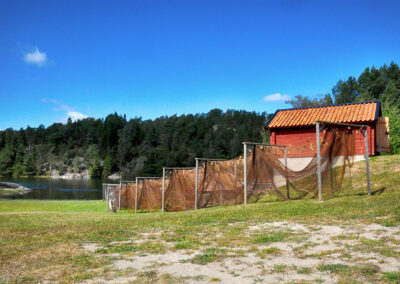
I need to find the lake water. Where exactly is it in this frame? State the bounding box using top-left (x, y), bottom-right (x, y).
top-left (0, 177), bottom-right (119, 200)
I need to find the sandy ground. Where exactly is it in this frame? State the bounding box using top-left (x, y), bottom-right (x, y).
top-left (82, 222), bottom-right (400, 283)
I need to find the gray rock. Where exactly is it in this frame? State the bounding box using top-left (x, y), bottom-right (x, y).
top-left (0, 182), bottom-right (32, 197)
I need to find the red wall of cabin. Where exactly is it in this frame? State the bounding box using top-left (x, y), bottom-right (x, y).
top-left (270, 125), bottom-right (375, 158)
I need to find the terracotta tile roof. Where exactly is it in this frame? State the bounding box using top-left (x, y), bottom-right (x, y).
top-left (265, 101), bottom-right (379, 129)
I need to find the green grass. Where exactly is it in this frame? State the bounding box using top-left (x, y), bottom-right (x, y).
top-left (272, 264), bottom-right (287, 273)
top-left (96, 241), bottom-right (167, 255)
top-left (356, 237), bottom-right (399, 258)
top-left (317, 263), bottom-right (350, 273)
top-left (316, 262), bottom-right (381, 282)
top-left (384, 271), bottom-right (400, 282)
top-left (256, 247), bottom-right (281, 258)
top-left (190, 248), bottom-right (226, 265)
top-left (0, 199), bottom-right (106, 213)
top-left (297, 266), bottom-right (312, 274)
top-left (253, 231), bottom-right (291, 243)
top-left (0, 155), bottom-right (399, 282)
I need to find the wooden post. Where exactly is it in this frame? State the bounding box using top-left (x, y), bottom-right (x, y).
top-left (119, 181), bottom-right (122, 211)
top-left (284, 148), bottom-right (289, 199)
top-left (162, 168), bottom-right (165, 213)
top-left (363, 128), bottom-right (371, 195)
top-left (243, 143), bottom-right (247, 205)
top-left (195, 158), bottom-right (199, 210)
top-left (106, 185), bottom-right (109, 211)
top-left (135, 178), bottom-right (138, 214)
top-left (316, 122), bottom-right (322, 201)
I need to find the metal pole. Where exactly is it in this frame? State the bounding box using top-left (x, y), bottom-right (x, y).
top-left (284, 148), bottom-right (289, 199)
top-left (243, 143), bottom-right (247, 205)
top-left (195, 158), bottom-right (199, 210)
top-left (135, 177), bottom-right (138, 214)
top-left (162, 168), bottom-right (165, 213)
top-left (363, 128), bottom-right (371, 195)
top-left (316, 122), bottom-right (322, 201)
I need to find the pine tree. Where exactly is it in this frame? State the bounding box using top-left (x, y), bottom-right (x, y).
top-left (89, 156), bottom-right (102, 178)
top-left (102, 155), bottom-right (113, 178)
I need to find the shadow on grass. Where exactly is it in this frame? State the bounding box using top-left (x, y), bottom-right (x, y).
top-left (355, 187), bottom-right (386, 196)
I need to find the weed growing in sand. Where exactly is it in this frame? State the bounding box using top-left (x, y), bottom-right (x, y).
top-left (317, 263), bottom-right (349, 273)
top-left (356, 237), bottom-right (399, 258)
top-left (353, 263), bottom-right (380, 276)
top-left (191, 248), bottom-right (226, 265)
top-left (384, 271), bottom-right (400, 282)
top-left (96, 241), bottom-right (167, 255)
top-left (253, 231), bottom-right (291, 244)
top-left (297, 266), bottom-right (312, 274)
top-left (272, 264), bottom-right (287, 273)
top-left (256, 247), bottom-right (281, 258)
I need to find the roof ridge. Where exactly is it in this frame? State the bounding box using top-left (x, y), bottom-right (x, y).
top-left (264, 100), bottom-right (380, 129)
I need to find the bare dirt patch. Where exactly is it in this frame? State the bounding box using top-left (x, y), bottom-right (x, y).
top-left (82, 222), bottom-right (400, 283)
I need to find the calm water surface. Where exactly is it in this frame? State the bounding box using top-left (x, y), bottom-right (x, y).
top-left (0, 177), bottom-right (119, 200)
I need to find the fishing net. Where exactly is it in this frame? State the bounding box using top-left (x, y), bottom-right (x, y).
top-left (197, 158), bottom-right (244, 208)
top-left (164, 125), bottom-right (356, 211)
top-left (114, 125), bottom-right (357, 212)
top-left (137, 178), bottom-right (164, 211)
top-left (115, 178), bottom-right (167, 211)
top-left (114, 183), bottom-right (130, 209)
top-left (246, 125), bottom-right (355, 200)
top-left (165, 169), bottom-right (196, 211)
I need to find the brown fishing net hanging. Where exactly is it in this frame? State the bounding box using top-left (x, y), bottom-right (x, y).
top-left (165, 169), bottom-right (196, 212)
top-left (197, 158), bottom-right (244, 208)
top-left (116, 178), bottom-right (166, 212)
top-left (246, 125), bottom-right (355, 201)
top-left (115, 125), bottom-right (356, 212)
top-left (137, 178), bottom-right (164, 211)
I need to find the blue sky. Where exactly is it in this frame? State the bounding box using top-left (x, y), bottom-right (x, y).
top-left (0, 0), bottom-right (399, 130)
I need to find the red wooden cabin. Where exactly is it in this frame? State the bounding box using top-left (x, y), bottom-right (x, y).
top-left (265, 101), bottom-right (389, 158)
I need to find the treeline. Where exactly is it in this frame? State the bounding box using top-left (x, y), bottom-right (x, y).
top-left (1, 62), bottom-right (399, 178)
top-left (286, 62), bottom-right (400, 153)
top-left (0, 110), bottom-right (267, 178)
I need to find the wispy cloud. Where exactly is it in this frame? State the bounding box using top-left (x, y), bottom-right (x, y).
top-left (262, 93), bottom-right (290, 102)
top-left (42, 98), bottom-right (88, 122)
top-left (24, 47), bottom-right (51, 66)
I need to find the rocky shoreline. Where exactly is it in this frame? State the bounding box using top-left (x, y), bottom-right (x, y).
top-left (0, 182), bottom-right (32, 197)
top-left (50, 170), bottom-right (121, 180)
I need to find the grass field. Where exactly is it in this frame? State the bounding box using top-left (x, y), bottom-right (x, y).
top-left (1, 155), bottom-right (400, 283)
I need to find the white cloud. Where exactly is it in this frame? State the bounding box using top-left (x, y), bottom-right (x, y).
top-left (262, 93), bottom-right (290, 102)
top-left (67, 111), bottom-right (88, 121)
top-left (42, 98), bottom-right (88, 122)
top-left (24, 47), bottom-right (49, 66)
